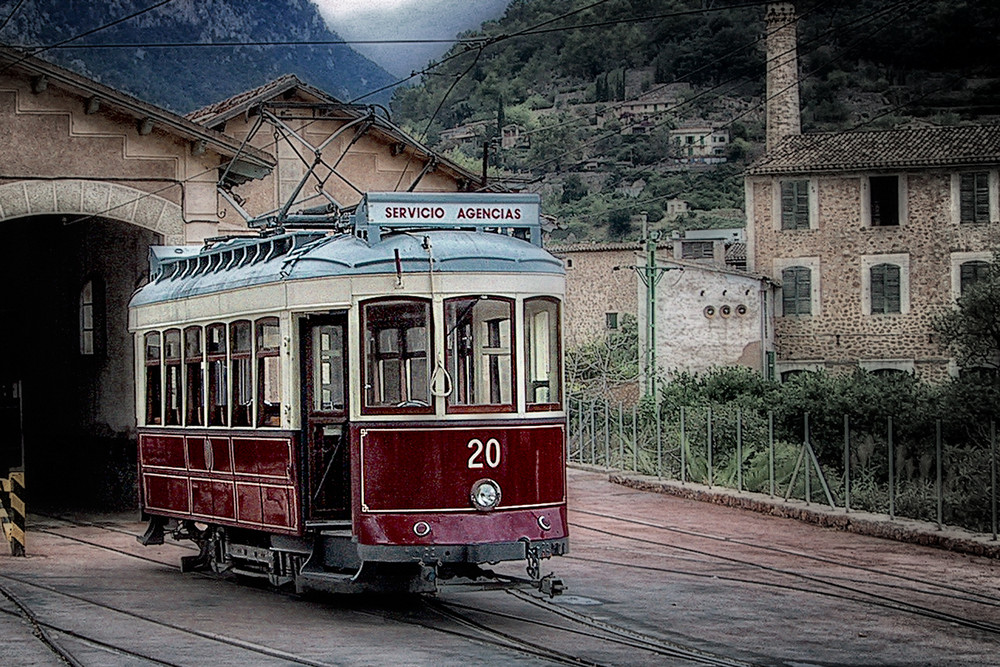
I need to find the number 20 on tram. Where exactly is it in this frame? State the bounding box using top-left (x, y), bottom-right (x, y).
top-left (129, 192), bottom-right (568, 594)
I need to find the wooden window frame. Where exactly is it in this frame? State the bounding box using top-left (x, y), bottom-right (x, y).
top-left (360, 297), bottom-right (434, 416)
top-left (144, 331), bottom-right (162, 426)
top-left (524, 296), bottom-right (563, 412)
top-left (206, 323), bottom-right (228, 427)
top-left (230, 320), bottom-right (254, 428)
top-left (255, 317), bottom-right (282, 428)
top-left (444, 296), bottom-right (516, 414)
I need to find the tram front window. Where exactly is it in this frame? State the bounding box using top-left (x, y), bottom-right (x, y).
top-left (363, 299), bottom-right (431, 412)
top-left (164, 329), bottom-right (182, 425)
top-left (144, 332), bottom-right (162, 425)
top-left (445, 296), bottom-right (514, 411)
top-left (524, 297), bottom-right (562, 410)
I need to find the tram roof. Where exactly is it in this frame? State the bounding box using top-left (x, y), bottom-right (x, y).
top-left (130, 227), bottom-right (563, 307)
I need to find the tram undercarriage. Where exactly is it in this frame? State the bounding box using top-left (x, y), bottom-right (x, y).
top-left (139, 517), bottom-right (566, 596)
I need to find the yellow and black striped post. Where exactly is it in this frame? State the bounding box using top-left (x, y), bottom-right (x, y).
top-left (0, 470), bottom-right (25, 556)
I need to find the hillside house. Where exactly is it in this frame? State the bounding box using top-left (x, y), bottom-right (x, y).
top-left (670, 125), bottom-right (729, 161)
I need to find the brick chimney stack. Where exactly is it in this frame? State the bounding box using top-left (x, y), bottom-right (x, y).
top-left (765, 2), bottom-right (801, 152)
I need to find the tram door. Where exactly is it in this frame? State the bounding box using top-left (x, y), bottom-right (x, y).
top-left (301, 315), bottom-right (350, 521)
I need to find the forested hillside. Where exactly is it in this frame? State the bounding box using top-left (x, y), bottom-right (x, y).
top-left (391, 0), bottom-right (1000, 242)
top-left (0, 0), bottom-right (396, 112)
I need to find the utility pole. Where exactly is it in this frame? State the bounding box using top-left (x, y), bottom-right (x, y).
top-left (631, 215), bottom-right (680, 398)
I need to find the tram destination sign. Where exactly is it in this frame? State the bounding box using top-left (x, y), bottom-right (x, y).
top-left (362, 192), bottom-right (540, 228)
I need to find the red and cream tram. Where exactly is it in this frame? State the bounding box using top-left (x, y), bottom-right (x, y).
top-left (129, 192), bottom-right (567, 594)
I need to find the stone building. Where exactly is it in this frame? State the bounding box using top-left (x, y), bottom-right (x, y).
top-left (0, 48), bottom-right (476, 503)
top-left (553, 238), bottom-right (771, 388)
top-left (549, 243), bottom-right (640, 349)
top-left (746, 3), bottom-right (1000, 380)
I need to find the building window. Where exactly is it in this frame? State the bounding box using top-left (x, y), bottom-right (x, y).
top-left (780, 180), bottom-right (810, 230)
top-left (869, 175), bottom-right (900, 226)
top-left (606, 312), bottom-right (619, 329)
top-left (565, 258), bottom-right (573, 269)
top-left (681, 240), bottom-right (714, 259)
top-left (781, 266), bottom-right (812, 316)
top-left (959, 260), bottom-right (991, 295)
top-left (79, 277), bottom-right (104, 356)
top-left (959, 172), bottom-right (990, 223)
top-left (870, 263), bottom-right (901, 314)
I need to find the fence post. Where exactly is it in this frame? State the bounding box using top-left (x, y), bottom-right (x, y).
top-left (604, 400), bottom-right (610, 472)
top-left (769, 410), bottom-right (775, 498)
top-left (590, 398), bottom-right (597, 465)
top-left (576, 396), bottom-right (584, 463)
top-left (992, 421), bottom-right (997, 542)
top-left (618, 402), bottom-right (624, 472)
top-left (888, 416), bottom-right (895, 520)
top-left (844, 414), bottom-right (851, 513)
top-left (680, 406), bottom-right (687, 485)
top-left (737, 408), bottom-right (743, 493)
top-left (936, 420), bottom-right (943, 531)
top-left (707, 406), bottom-right (714, 489)
top-left (804, 414), bottom-right (811, 505)
top-left (656, 398), bottom-right (663, 479)
top-left (632, 402), bottom-right (638, 473)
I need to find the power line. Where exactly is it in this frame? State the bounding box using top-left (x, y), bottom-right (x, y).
top-left (0, 0), bottom-right (177, 77)
top-left (0, 0), bottom-right (25, 34)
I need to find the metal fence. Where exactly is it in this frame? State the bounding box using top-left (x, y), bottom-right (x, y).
top-left (567, 394), bottom-right (999, 540)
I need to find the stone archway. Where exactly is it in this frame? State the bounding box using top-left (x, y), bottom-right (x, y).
top-left (0, 180), bottom-right (177, 507)
top-left (0, 179), bottom-right (185, 245)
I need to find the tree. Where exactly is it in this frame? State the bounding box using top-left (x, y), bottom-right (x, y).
top-left (934, 253), bottom-right (1000, 373)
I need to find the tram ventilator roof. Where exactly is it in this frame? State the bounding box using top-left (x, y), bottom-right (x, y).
top-left (130, 192), bottom-right (562, 307)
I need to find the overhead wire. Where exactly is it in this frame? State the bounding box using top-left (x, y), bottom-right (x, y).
top-left (0, 0), bottom-right (177, 77)
top-left (0, 0), bottom-right (26, 34)
top-left (53, 0), bottom-right (626, 225)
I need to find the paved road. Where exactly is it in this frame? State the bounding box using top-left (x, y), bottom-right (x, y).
top-left (2, 468), bottom-right (998, 666)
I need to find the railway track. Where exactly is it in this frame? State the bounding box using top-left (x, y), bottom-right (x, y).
top-left (569, 509), bottom-right (1000, 637)
top-left (8, 517), bottom-right (757, 667)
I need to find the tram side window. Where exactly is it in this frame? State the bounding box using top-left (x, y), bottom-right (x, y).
top-left (363, 299), bottom-right (432, 412)
top-left (256, 317), bottom-right (282, 427)
top-left (230, 320), bottom-right (253, 427)
top-left (164, 329), bottom-right (182, 426)
top-left (184, 326), bottom-right (204, 426)
top-left (524, 298), bottom-right (562, 410)
top-left (445, 297), bottom-right (514, 410)
top-left (144, 332), bottom-right (162, 425)
top-left (206, 324), bottom-right (228, 427)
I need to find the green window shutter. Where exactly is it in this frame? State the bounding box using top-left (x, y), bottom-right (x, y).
top-left (960, 172), bottom-right (990, 223)
top-left (871, 263), bottom-right (900, 314)
top-left (781, 266), bottom-right (811, 316)
top-left (960, 260), bottom-right (991, 294)
top-left (781, 180), bottom-right (809, 230)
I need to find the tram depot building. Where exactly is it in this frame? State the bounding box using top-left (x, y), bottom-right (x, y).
top-left (0, 45), bottom-right (479, 506)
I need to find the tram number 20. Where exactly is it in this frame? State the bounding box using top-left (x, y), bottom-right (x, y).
top-left (467, 438), bottom-right (501, 469)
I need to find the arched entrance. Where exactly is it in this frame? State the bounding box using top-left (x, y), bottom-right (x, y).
top-left (0, 180), bottom-right (182, 508)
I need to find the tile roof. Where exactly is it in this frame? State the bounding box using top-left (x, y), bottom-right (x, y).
top-left (747, 124), bottom-right (1000, 175)
top-left (185, 74), bottom-right (300, 126)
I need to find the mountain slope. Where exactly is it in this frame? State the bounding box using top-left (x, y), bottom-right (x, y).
top-left (0, 0), bottom-right (397, 112)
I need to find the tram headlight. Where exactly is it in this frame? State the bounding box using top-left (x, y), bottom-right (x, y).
top-left (470, 478), bottom-right (501, 511)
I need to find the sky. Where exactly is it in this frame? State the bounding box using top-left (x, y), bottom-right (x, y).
top-left (311, 0), bottom-right (509, 77)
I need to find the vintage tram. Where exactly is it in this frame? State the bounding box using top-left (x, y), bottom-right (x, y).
top-left (129, 192), bottom-right (567, 594)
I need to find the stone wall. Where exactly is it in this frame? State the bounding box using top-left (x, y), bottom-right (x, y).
top-left (749, 169), bottom-right (1000, 379)
top-left (554, 245), bottom-right (639, 349)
